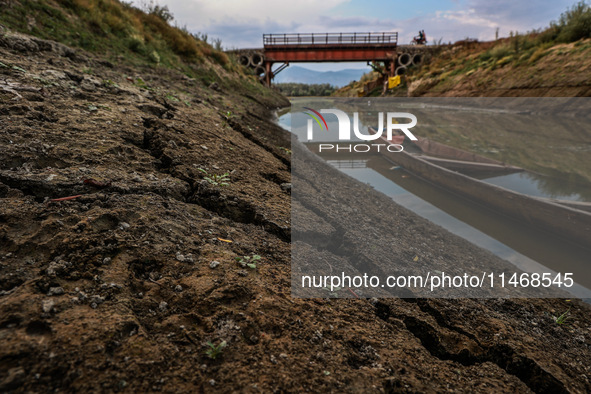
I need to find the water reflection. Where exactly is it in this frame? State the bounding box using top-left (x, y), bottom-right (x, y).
top-left (484, 171), bottom-right (588, 202)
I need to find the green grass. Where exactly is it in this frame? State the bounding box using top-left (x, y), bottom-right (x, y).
top-left (553, 308), bottom-right (571, 325)
top-left (0, 0), bottom-right (232, 72)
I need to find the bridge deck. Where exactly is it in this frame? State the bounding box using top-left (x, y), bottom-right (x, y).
top-left (263, 32), bottom-right (397, 47)
top-left (263, 32), bottom-right (398, 62)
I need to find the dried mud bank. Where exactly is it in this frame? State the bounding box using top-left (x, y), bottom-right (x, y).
top-left (1, 32), bottom-right (591, 393)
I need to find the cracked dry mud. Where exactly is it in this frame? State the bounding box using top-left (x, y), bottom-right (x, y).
top-left (1, 32), bottom-right (591, 393)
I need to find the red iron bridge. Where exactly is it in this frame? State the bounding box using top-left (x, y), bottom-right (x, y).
top-left (230, 32), bottom-right (433, 86)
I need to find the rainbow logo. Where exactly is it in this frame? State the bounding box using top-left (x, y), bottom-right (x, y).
top-left (303, 107), bottom-right (328, 131)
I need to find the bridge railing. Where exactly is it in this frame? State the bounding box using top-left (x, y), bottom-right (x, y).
top-left (263, 32), bottom-right (398, 46)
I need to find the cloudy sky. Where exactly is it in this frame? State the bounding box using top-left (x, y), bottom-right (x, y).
top-left (155, 0), bottom-right (575, 71)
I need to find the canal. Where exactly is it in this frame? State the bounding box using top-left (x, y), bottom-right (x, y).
top-left (279, 99), bottom-right (591, 297)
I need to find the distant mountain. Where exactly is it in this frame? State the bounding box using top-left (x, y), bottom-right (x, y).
top-left (273, 66), bottom-right (368, 87)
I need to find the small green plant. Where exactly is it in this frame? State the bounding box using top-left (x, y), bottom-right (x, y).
top-left (11, 65), bottom-right (27, 73)
top-left (32, 76), bottom-right (53, 87)
top-left (0, 61), bottom-right (27, 73)
top-left (205, 340), bottom-right (227, 359)
top-left (236, 254), bottom-right (261, 269)
top-left (553, 308), bottom-right (571, 325)
top-left (322, 286), bottom-right (341, 298)
top-left (199, 169), bottom-right (230, 186)
top-left (278, 147), bottom-right (292, 154)
top-left (198, 168), bottom-right (230, 186)
top-left (103, 79), bottom-right (118, 88)
top-left (133, 77), bottom-right (151, 90)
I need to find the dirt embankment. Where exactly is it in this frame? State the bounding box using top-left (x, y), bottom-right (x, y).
top-left (407, 38), bottom-right (591, 97)
top-left (333, 38), bottom-right (591, 98)
top-left (1, 31), bottom-right (591, 393)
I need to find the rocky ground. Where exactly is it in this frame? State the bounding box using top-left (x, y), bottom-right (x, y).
top-left (1, 31), bottom-right (591, 393)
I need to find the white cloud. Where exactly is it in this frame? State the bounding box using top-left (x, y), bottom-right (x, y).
top-left (162, 0), bottom-right (349, 31)
top-left (438, 9), bottom-right (498, 29)
top-left (153, 0), bottom-right (573, 55)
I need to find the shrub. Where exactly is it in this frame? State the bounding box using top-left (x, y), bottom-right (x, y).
top-left (211, 50), bottom-right (229, 67)
top-left (481, 43), bottom-right (512, 61)
top-left (528, 47), bottom-right (549, 63)
top-left (127, 37), bottom-right (145, 53)
top-left (556, 1), bottom-right (591, 42)
top-left (149, 4), bottom-right (174, 22)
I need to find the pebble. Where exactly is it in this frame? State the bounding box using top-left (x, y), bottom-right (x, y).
top-left (280, 183), bottom-right (292, 193)
top-left (159, 301), bottom-right (168, 312)
top-left (102, 257), bottom-right (112, 265)
top-left (48, 287), bottom-right (64, 296)
top-left (210, 260), bottom-right (220, 269)
top-left (80, 80), bottom-right (96, 91)
top-left (175, 285), bottom-right (183, 292)
top-left (47, 260), bottom-right (68, 277)
top-left (175, 252), bottom-right (195, 263)
top-left (42, 299), bottom-right (55, 313)
top-left (119, 222), bottom-right (130, 230)
top-left (208, 379), bottom-right (216, 386)
top-left (90, 295), bottom-right (105, 305)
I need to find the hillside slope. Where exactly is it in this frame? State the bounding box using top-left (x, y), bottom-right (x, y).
top-left (406, 38), bottom-right (591, 97)
top-left (333, 39), bottom-right (591, 98)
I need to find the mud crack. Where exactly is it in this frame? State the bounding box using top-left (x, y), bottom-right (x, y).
top-left (374, 301), bottom-right (568, 393)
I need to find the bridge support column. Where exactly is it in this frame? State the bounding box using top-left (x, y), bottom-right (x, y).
top-left (264, 61), bottom-right (273, 86)
top-left (387, 57), bottom-right (396, 78)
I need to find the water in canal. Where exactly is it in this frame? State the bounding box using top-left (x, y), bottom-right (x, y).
top-left (278, 102), bottom-right (591, 297)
